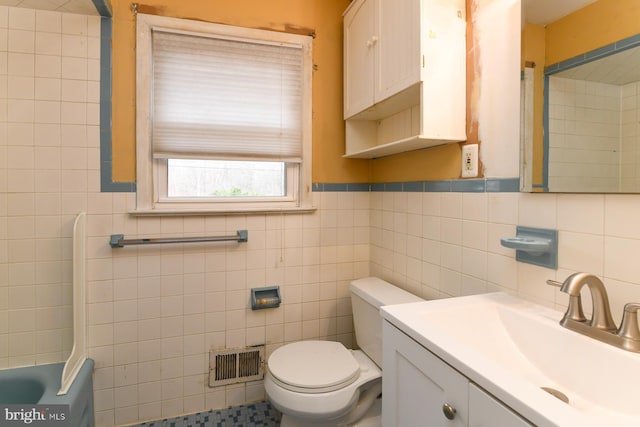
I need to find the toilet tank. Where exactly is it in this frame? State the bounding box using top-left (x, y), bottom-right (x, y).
top-left (350, 277), bottom-right (422, 367)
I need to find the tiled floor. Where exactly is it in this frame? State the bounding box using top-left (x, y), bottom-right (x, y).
top-left (129, 401), bottom-right (281, 427)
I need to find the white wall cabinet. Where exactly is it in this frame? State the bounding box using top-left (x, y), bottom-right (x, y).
top-left (343, 0), bottom-right (376, 118)
top-left (383, 321), bottom-right (533, 427)
top-left (343, 0), bottom-right (466, 158)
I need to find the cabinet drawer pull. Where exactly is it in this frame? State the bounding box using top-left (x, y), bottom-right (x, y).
top-left (442, 403), bottom-right (456, 420)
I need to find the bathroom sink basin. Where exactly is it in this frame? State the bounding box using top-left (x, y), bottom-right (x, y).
top-left (381, 292), bottom-right (640, 427)
top-left (0, 378), bottom-right (45, 404)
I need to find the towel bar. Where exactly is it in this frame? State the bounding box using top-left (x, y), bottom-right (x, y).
top-left (109, 230), bottom-right (248, 248)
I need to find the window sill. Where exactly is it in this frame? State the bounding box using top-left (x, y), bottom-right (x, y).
top-left (129, 206), bottom-right (317, 216)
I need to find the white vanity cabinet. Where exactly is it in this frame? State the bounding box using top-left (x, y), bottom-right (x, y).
top-left (343, 0), bottom-right (466, 158)
top-left (383, 321), bottom-right (533, 427)
top-left (383, 319), bottom-right (468, 426)
top-left (469, 384), bottom-right (533, 427)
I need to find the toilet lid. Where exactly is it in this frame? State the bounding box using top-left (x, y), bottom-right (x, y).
top-left (268, 341), bottom-right (360, 392)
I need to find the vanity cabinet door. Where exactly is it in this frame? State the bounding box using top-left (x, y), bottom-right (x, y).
top-left (469, 383), bottom-right (533, 427)
top-left (383, 321), bottom-right (468, 427)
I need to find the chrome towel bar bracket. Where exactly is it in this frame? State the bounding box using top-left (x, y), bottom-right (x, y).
top-left (109, 230), bottom-right (248, 248)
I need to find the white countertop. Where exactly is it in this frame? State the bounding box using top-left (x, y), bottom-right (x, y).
top-left (381, 292), bottom-right (640, 427)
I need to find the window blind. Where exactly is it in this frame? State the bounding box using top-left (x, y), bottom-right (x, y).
top-left (151, 29), bottom-right (303, 162)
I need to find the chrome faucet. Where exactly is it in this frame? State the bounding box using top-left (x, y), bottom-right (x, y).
top-left (559, 273), bottom-right (616, 331)
top-left (547, 273), bottom-right (640, 352)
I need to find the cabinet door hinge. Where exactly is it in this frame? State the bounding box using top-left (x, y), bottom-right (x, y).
top-left (422, 55), bottom-right (425, 68)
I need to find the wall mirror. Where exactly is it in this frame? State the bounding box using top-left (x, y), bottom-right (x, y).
top-left (520, 0), bottom-right (640, 193)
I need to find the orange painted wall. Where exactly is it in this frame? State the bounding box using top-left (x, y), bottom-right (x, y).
top-left (546, 0), bottom-right (640, 65)
top-left (110, 0), bottom-right (371, 184)
top-left (370, 144), bottom-right (462, 183)
top-left (110, 1), bottom-right (486, 184)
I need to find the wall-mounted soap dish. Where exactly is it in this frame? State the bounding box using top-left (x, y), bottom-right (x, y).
top-left (500, 236), bottom-right (551, 256)
top-left (500, 226), bottom-right (558, 269)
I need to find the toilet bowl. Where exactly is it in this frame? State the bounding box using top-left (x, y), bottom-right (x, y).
top-left (265, 341), bottom-right (381, 426)
top-left (264, 277), bottom-right (423, 426)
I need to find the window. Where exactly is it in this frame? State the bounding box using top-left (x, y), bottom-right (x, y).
top-left (135, 14), bottom-right (313, 214)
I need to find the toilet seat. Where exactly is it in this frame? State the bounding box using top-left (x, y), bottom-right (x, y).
top-left (268, 341), bottom-right (360, 393)
top-left (265, 348), bottom-right (382, 423)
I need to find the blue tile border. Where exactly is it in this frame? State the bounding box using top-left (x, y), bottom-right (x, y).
top-left (617, 33), bottom-right (640, 50)
top-left (486, 178), bottom-right (520, 192)
top-left (312, 183), bottom-right (370, 192)
top-left (452, 179), bottom-right (485, 192)
top-left (384, 182), bottom-right (403, 192)
top-left (315, 183), bottom-right (346, 192)
top-left (425, 180), bottom-right (452, 192)
top-left (97, 7), bottom-right (137, 192)
top-left (312, 178), bottom-right (520, 193)
top-left (371, 183), bottom-right (385, 192)
top-left (544, 33), bottom-right (640, 75)
top-left (403, 181), bottom-right (424, 192)
top-left (91, 0), bottom-right (112, 17)
top-left (346, 183), bottom-right (370, 192)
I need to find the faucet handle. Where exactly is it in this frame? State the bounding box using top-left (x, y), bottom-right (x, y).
top-left (546, 279), bottom-right (562, 288)
top-left (617, 303), bottom-right (640, 341)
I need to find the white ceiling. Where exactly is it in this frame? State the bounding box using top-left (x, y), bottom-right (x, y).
top-left (523, 0), bottom-right (597, 26)
top-left (0, 0), bottom-right (99, 15)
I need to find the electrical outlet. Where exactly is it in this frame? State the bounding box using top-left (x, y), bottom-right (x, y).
top-left (461, 144), bottom-right (478, 178)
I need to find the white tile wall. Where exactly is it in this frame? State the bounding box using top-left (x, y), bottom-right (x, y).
top-left (0, 11), bottom-right (369, 418)
top-left (548, 76), bottom-right (631, 192)
top-left (0, 6), bottom-right (99, 369)
top-left (621, 81), bottom-right (640, 191)
top-left (371, 190), bottom-right (640, 324)
top-left (84, 193), bottom-right (368, 426)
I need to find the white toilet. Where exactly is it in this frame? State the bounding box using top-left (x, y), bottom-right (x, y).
top-left (264, 277), bottom-right (423, 426)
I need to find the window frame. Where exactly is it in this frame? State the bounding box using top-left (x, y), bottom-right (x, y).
top-left (134, 14), bottom-right (314, 215)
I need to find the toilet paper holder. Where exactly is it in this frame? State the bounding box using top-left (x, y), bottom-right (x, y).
top-left (251, 286), bottom-right (281, 310)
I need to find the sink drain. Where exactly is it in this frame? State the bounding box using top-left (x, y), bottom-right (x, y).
top-left (541, 387), bottom-right (569, 404)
